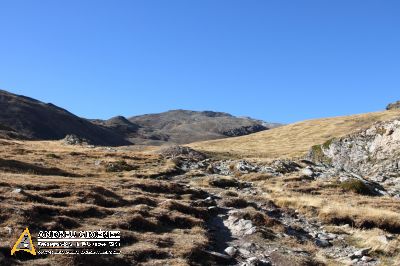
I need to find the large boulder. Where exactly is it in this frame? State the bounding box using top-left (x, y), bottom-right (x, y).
top-left (160, 146), bottom-right (208, 161)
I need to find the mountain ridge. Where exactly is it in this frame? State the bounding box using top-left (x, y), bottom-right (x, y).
top-left (0, 90), bottom-right (278, 146)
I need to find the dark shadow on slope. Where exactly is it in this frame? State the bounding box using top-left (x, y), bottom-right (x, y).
top-left (0, 158), bottom-right (81, 177)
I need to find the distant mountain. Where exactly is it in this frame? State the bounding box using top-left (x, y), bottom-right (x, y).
top-left (0, 90), bottom-right (129, 146)
top-left (102, 110), bottom-right (279, 145)
top-left (0, 89), bottom-right (279, 146)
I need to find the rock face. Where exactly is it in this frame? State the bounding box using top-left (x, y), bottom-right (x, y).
top-left (308, 120), bottom-right (400, 177)
top-left (0, 90), bottom-right (130, 146)
top-left (307, 120), bottom-right (400, 196)
top-left (386, 100), bottom-right (400, 110)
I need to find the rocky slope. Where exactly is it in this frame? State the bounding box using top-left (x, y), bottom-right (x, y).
top-left (0, 90), bottom-right (129, 146)
top-left (161, 147), bottom-right (391, 265)
top-left (308, 119), bottom-right (400, 197)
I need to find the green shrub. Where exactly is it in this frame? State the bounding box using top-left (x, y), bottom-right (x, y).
top-left (310, 145), bottom-right (332, 164)
top-left (322, 138), bottom-right (334, 149)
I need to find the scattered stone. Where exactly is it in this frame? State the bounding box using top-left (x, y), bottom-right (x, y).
top-left (63, 134), bottom-right (89, 145)
top-left (236, 161), bottom-right (259, 173)
top-left (203, 250), bottom-right (232, 261)
top-left (242, 242), bottom-right (256, 250)
top-left (315, 239), bottom-right (332, 248)
top-left (244, 257), bottom-right (271, 266)
top-left (353, 247), bottom-right (371, 257)
top-left (237, 219), bottom-right (254, 231)
top-left (160, 146), bottom-right (207, 161)
top-left (224, 246), bottom-right (237, 257)
top-left (244, 227), bottom-right (258, 235)
top-left (4, 226), bottom-right (12, 235)
top-left (12, 188), bottom-right (22, 193)
top-left (239, 248), bottom-right (251, 256)
top-left (361, 256), bottom-right (373, 262)
top-left (208, 206), bottom-right (218, 211)
top-left (301, 168), bottom-right (314, 177)
top-left (377, 235), bottom-right (389, 245)
top-left (318, 233), bottom-right (336, 240)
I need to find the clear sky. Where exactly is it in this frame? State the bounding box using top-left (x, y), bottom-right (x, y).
top-left (0, 1), bottom-right (399, 123)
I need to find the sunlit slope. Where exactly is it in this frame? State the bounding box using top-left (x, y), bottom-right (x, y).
top-left (189, 110), bottom-right (400, 160)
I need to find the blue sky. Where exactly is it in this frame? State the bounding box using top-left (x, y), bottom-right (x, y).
top-left (0, 1), bottom-right (399, 123)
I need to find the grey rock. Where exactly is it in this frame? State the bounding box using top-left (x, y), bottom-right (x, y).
top-left (242, 242), bottom-right (257, 250)
top-left (244, 257), bottom-right (272, 266)
top-left (236, 161), bottom-right (259, 173)
top-left (63, 134), bottom-right (89, 145)
top-left (203, 250), bottom-right (232, 261)
top-left (224, 246), bottom-right (237, 257)
top-left (377, 235), bottom-right (389, 245)
top-left (244, 227), bottom-right (258, 235)
top-left (354, 247), bottom-right (371, 257)
top-left (12, 188), bottom-right (22, 193)
top-left (315, 239), bottom-right (332, 248)
top-left (318, 233), bottom-right (337, 240)
top-left (307, 120), bottom-right (400, 197)
top-left (207, 206), bottom-right (219, 213)
top-left (160, 146), bottom-right (207, 161)
top-left (239, 248), bottom-right (251, 256)
top-left (301, 168), bottom-right (314, 177)
top-left (361, 256), bottom-right (373, 262)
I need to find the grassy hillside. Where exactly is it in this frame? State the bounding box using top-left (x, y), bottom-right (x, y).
top-left (189, 109), bottom-right (400, 160)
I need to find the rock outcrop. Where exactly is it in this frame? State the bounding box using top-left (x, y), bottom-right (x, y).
top-left (386, 100), bottom-right (400, 110)
top-left (307, 119), bottom-right (400, 196)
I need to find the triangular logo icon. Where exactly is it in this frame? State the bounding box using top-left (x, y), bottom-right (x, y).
top-left (11, 228), bottom-right (36, 256)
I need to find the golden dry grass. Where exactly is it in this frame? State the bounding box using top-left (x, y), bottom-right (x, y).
top-left (189, 109), bottom-right (400, 160)
top-left (0, 139), bottom-right (210, 266)
top-left (255, 173), bottom-right (400, 264)
top-left (260, 173), bottom-right (400, 231)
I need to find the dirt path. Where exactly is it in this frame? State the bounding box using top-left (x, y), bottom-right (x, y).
top-left (171, 170), bottom-right (380, 266)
